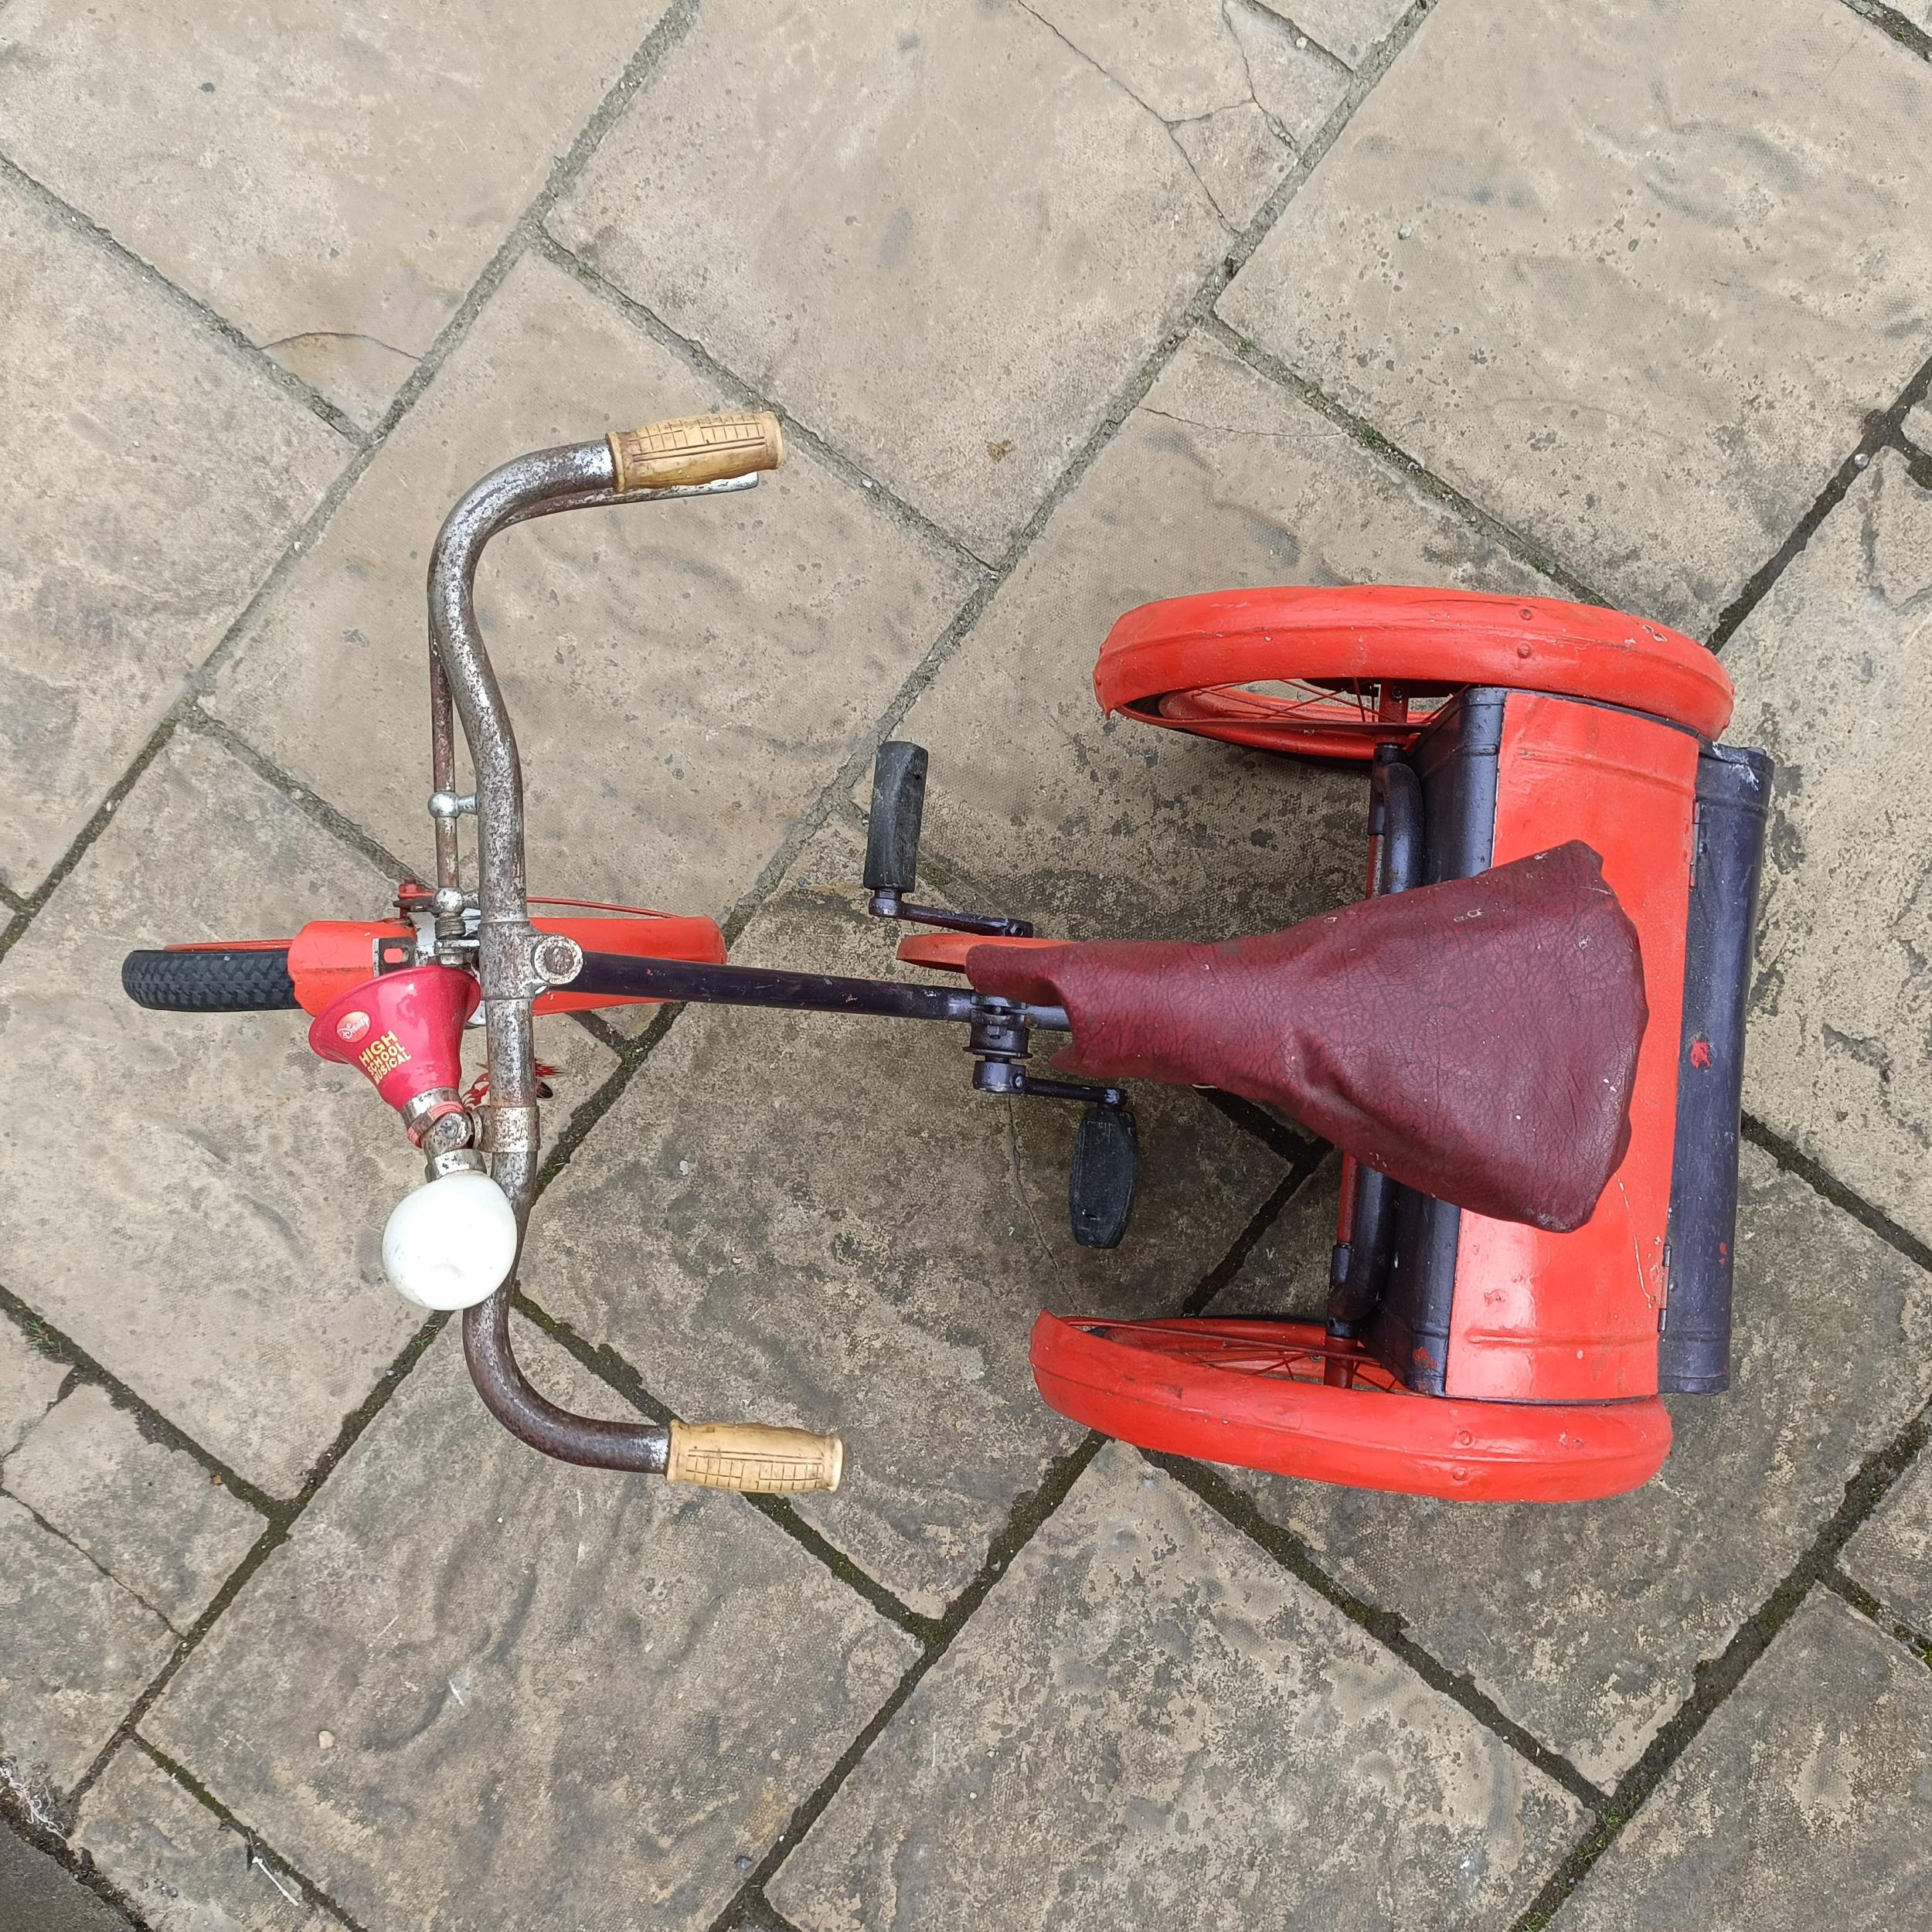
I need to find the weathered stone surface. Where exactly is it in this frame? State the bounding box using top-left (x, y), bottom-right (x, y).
top-left (5, 1386), bottom-right (262, 1630)
top-left (75, 1746), bottom-right (346, 1932)
top-left (0, 174), bottom-right (344, 896)
top-left (552, 0), bottom-right (1235, 556)
top-left (0, 732), bottom-right (424, 1494)
top-left (0, 1822), bottom-right (130, 1932)
top-left (890, 334), bottom-right (1552, 944)
top-left (1903, 400), bottom-right (1932, 450)
top-left (1726, 452), bottom-right (1932, 1245)
top-left (1029, 0), bottom-right (1348, 226)
top-left (1216, 1145), bottom-right (1932, 1784)
top-left (1287, 0), bottom-right (1413, 68)
top-left (523, 820), bottom-right (1286, 1616)
top-left (1221, 0), bottom-right (1932, 634)
top-left (0, 1315), bottom-right (69, 1457)
top-left (145, 1319), bottom-right (917, 1932)
top-left (0, 1496), bottom-right (173, 1793)
top-left (209, 250), bottom-right (974, 918)
top-left (1552, 1590), bottom-right (1932, 1932)
top-left (1213, 1151), bottom-right (1341, 1320)
top-left (772, 1441), bottom-right (1583, 1931)
top-left (0, 1), bottom-right (672, 427)
top-left (1842, 1440), bottom-right (1932, 1642)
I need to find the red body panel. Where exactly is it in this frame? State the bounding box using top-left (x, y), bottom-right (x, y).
top-left (1095, 586), bottom-right (1733, 751)
top-left (1444, 696), bottom-right (1698, 1401)
top-left (287, 913), bottom-right (726, 1017)
top-left (1032, 1314), bottom-right (1673, 1502)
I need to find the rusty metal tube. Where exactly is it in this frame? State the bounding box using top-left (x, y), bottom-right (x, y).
top-left (426, 444), bottom-right (760, 1470)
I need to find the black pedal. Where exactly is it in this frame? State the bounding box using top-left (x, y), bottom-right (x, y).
top-left (1070, 1104), bottom-right (1138, 1250)
top-left (864, 742), bottom-right (927, 903)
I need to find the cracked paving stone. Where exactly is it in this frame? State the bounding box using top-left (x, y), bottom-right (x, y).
top-left (4, 1386), bottom-right (263, 1631)
top-left (0, 731), bottom-right (488, 1495)
top-left (1903, 400), bottom-right (1932, 449)
top-left (75, 1746), bottom-right (346, 1932)
top-left (1725, 451), bottom-right (1932, 1247)
top-left (1551, 1590), bottom-right (1932, 1932)
top-left (1842, 1439), bottom-right (1932, 1644)
top-left (521, 818), bottom-right (1287, 1618)
top-left (1027, 0), bottom-right (1348, 226)
top-left (770, 1440), bottom-right (1583, 1932)
top-left (209, 250), bottom-right (975, 923)
top-left (1285, 0), bottom-right (1414, 70)
top-left (143, 1317), bottom-right (917, 1932)
top-left (1, 1314), bottom-right (70, 1457)
top-left (1210, 1145), bottom-right (1932, 1786)
top-left (889, 333), bottom-right (1553, 947)
top-left (1220, 0), bottom-right (1932, 634)
top-left (0, 1495), bottom-right (174, 1794)
top-left (0, 0), bottom-right (676, 428)
top-left (0, 171), bottom-right (344, 898)
top-left (551, 0), bottom-right (1236, 556)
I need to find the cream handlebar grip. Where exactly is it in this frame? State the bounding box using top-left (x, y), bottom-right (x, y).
top-left (607, 411), bottom-right (786, 493)
top-left (665, 1420), bottom-right (843, 1494)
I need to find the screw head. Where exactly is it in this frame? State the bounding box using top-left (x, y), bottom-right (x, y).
top-left (433, 886), bottom-right (468, 918)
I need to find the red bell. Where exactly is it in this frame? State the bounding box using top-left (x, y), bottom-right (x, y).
top-left (308, 967), bottom-right (480, 1117)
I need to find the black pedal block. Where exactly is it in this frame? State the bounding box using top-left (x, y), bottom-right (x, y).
top-left (864, 742), bottom-right (928, 896)
top-left (1070, 1104), bottom-right (1138, 1250)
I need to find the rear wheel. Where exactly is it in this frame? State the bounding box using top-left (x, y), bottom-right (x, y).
top-left (121, 945), bottom-right (298, 1012)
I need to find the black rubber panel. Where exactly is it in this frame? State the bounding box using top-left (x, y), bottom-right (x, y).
top-left (121, 947), bottom-right (299, 1012)
top-left (1070, 1104), bottom-right (1138, 1250)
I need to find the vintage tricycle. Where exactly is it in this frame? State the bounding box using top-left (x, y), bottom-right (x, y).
top-left (123, 413), bottom-right (1770, 1505)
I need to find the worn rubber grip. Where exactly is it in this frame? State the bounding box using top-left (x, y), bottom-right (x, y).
top-left (665, 1420), bottom-right (842, 1493)
top-left (607, 412), bottom-right (785, 493)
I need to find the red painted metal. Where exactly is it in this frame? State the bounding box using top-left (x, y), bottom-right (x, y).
top-left (1094, 586), bottom-right (1733, 760)
top-left (895, 930), bottom-right (1062, 973)
top-left (308, 967), bottom-right (479, 1114)
top-left (1444, 696), bottom-right (1698, 1401)
top-left (282, 912), bottom-right (726, 1018)
top-left (1031, 1313), bottom-right (1673, 1502)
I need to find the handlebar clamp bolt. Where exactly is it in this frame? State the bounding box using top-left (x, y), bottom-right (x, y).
top-left (428, 790), bottom-right (477, 822)
top-left (432, 886), bottom-right (468, 919)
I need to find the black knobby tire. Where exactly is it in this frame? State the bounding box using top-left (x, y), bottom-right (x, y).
top-left (121, 947), bottom-right (299, 1012)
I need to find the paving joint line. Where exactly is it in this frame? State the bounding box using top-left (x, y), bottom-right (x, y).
top-left (1706, 348), bottom-right (1932, 651)
top-left (121, 1734), bottom-right (377, 1932)
top-left (1838, 0), bottom-right (1932, 59)
top-left (532, 230), bottom-right (997, 577)
top-left (1151, 1454), bottom-right (1611, 1812)
top-left (1740, 1114), bottom-right (1932, 1279)
top-left (1819, 1563), bottom-right (1932, 1662)
top-left (1509, 1379), bottom-right (1932, 1928)
top-left (0, 1487), bottom-right (183, 1637)
top-left (0, 151), bottom-right (364, 442)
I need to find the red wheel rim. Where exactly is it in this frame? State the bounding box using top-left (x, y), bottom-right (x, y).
top-left (1070, 1317), bottom-right (1405, 1392)
top-left (1096, 586), bottom-right (1732, 764)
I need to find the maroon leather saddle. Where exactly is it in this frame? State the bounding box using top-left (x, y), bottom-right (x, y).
top-left (964, 840), bottom-right (1646, 1234)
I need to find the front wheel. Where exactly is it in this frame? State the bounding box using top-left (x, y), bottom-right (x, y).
top-left (121, 945), bottom-right (298, 1012)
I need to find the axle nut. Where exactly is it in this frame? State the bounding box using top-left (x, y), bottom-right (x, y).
top-left (529, 933), bottom-right (584, 988)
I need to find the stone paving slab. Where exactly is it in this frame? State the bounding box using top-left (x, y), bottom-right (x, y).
top-left (0, 1494), bottom-right (173, 1794)
top-left (144, 1316), bottom-right (917, 1932)
top-left (75, 1746), bottom-right (347, 1932)
top-left (4, 1385), bottom-right (262, 1631)
top-left (1842, 1439), bottom-right (1932, 1642)
top-left (0, 1821), bottom-right (131, 1932)
top-left (209, 249), bottom-right (975, 920)
top-left (0, 1313), bottom-right (69, 1457)
top-left (522, 818), bottom-right (1287, 1617)
top-left (553, 0), bottom-right (1253, 556)
top-left (0, 0), bottom-right (672, 428)
top-left (1725, 451), bottom-right (1932, 1247)
top-left (1905, 400), bottom-right (1932, 448)
top-left (1213, 1145), bottom-right (1932, 1786)
top-left (889, 333), bottom-right (1553, 945)
top-left (1221, 0), bottom-right (1932, 635)
top-left (0, 172), bottom-right (345, 897)
top-left (1029, 0), bottom-right (1349, 227)
top-left (770, 1440), bottom-right (1584, 1932)
top-left (0, 730), bottom-right (427, 1495)
top-left (1551, 1589), bottom-right (1932, 1932)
